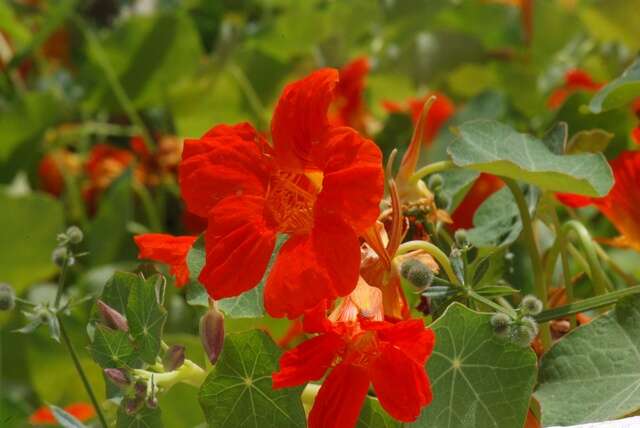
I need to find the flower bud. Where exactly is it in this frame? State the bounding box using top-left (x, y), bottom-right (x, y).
top-left (520, 295), bottom-right (543, 316)
top-left (163, 345), bottom-right (186, 372)
top-left (146, 396), bottom-right (158, 409)
top-left (51, 246), bottom-right (69, 268)
top-left (454, 229), bottom-right (469, 248)
top-left (490, 312), bottom-right (511, 337)
top-left (435, 193), bottom-right (451, 210)
top-left (124, 396), bottom-right (143, 415)
top-left (511, 323), bottom-right (536, 347)
top-left (134, 380), bottom-right (147, 398)
top-left (66, 226), bottom-right (84, 244)
top-left (200, 304), bottom-right (225, 365)
top-left (400, 259), bottom-right (434, 288)
top-left (104, 368), bottom-right (130, 388)
top-left (97, 300), bottom-right (129, 332)
top-left (427, 174), bottom-right (444, 192)
top-left (0, 283), bottom-right (16, 311)
top-left (520, 316), bottom-right (539, 336)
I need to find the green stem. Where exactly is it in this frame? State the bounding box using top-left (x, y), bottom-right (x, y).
top-left (134, 359), bottom-right (207, 390)
top-left (396, 240), bottom-right (461, 286)
top-left (133, 183), bottom-right (162, 232)
top-left (535, 285), bottom-right (640, 323)
top-left (74, 15), bottom-right (154, 151)
top-left (593, 241), bottom-right (637, 287)
top-left (54, 257), bottom-right (68, 309)
top-left (562, 220), bottom-right (610, 297)
top-left (469, 291), bottom-right (518, 318)
top-left (549, 208), bottom-right (577, 328)
top-left (503, 178), bottom-right (552, 350)
top-left (58, 318), bottom-right (108, 428)
top-left (409, 160), bottom-right (455, 184)
top-left (228, 63), bottom-right (269, 130)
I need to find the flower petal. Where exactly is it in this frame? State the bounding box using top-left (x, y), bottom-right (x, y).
top-left (375, 319), bottom-right (435, 365)
top-left (179, 123), bottom-right (271, 217)
top-left (134, 234), bottom-right (197, 287)
top-left (308, 363), bottom-right (370, 428)
top-left (264, 213), bottom-right (360, 318)
top-left (199, 195), bottom-right (276, 299)
top-left (272, 332), bottom-right (345, 388)
top-left (370, 344), bottom-right (432, 422)
top-left (451, 173), bottom-right (504, 230)
top-left (313, 127), bottom-right (384, 233)
top-left (271, 69), bottom-right (339, 169)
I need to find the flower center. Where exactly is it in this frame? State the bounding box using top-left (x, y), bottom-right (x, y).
top-left (265, 170), bottom-right (322, 235)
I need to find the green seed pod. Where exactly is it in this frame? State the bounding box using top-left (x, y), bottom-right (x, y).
top-left (490, 312), bottom-right (511, 337)
top-left (454, 229), bottom-right (469, 248)
top-left (520, 295), bottom-right (543, 316)
top-left (66, 226), bottom-right (84, 244)
top-left (51, 246), bottom-right (68, 268)
top-left (511, 323), bottom-right (537, 347)
top-left (520, 316), bottom-right (539, 336)
top-left (400, 259), bottom-right (434, 288)
top-left (427, 174), bottom-right (444, 192)
top-left (0, 283), bottom-right (15, 311)
top-left (435, 193), bottom-right (451, 210)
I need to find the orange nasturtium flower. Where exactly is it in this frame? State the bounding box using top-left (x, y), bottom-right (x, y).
top-left (134, 234), bottom-right (198, 287)
top-left (547, 68), bottom-right (603, 109)
top-left (178, 69), bottom-right (384, 318)
top-left (29, 403), bottom-right (95, 425)
top-left (557, 151), bottom-right (640, 251)
top-left (330, 57), bottom-right (371, 132)
top-left (382, 92), bottom-right (455, 147)
top-left (273, 315), bottom-right (434, 428)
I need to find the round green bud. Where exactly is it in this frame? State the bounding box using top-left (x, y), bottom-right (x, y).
top-left (427, 174), bottom-right (444, 192)
top-left (435, 193), bottom-right (451, 210)
top-left (400, 259), bottom-right (434, 288)
top-left (51, 246), bottom-right (68, 268)
top-left (511, 323), bottom-right (536, 347)
top-left (490, 312), bottom-right (511, 337)
top-left (454, 229), bottom-right (469, 248)
top-left (0, 283), bottom-right (15, 311)
top-left (520, 295), bottom-right (543, 316)
top-left (520, 316), bottom-right (539, 336)
top-left (65, 226), bottom-right (83, 244)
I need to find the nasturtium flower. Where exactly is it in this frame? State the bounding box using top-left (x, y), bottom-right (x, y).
top-left (130, 134), bottom-right (183, 186)
top-left (557, 151), bottom-right (640, 251)
top-left (179, 69), bottom-right (384, 318)
top-left (383, 92), bottom-right (455, 146)
top-left (134, 234), bottom-right (197, 287)
top-left (547, 68), bottom-right (602, 109)
top-left (330, 57), bottom-right (370, 132)
top-left (29, 403), bottom-right (95, 425)
top-left (273, 317), bottom-right (434, 427)
top-left (38, 149), bottom-right (82, 197)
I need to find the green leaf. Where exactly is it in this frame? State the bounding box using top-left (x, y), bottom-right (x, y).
top-left (198, 330), bottom-right (306, 428)
top-left (357, 397), bottom-right (402, 428)
top-left (590, 58), bottom-right (640, 113)
top-left (186, 234), bottom-right (288, 318)
top-left (90, 324), bottom-right (136, 368)
top-left (448, 120), bottom-right (613, 197)
top-left (541, 122), bottom-right (567, 155)
top-left (535, 293), bottom-right (640, 425)
top-left (126, 275), bottom-right (167, 364)
top-left (116, 405), bottom-right (163, 428)
top-left (567, 129), bottom-right (614, 154)
top-left (99, 272), bottom-right (137, 314)
top-left (411, 303), bottom-right (537, 428)
top-left (84, 11), bottom-right (203, 112)
top-left (87, 171), bottom-right (134, 266)
top-left (466, 185), bottom-right (540, 248)
top-left (0, 189), bottom-right (63, 292)
top-left (49, 405), bottom-right (87, 428)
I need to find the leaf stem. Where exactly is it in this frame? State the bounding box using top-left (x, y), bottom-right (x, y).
top-left (409, 160), bottom-right (455, 184)
top-left (227, 63), bottom-right (269, 130)
top-left (562, 220), bottom-right (610, 298)
top-left (503, 178), bottom-right (552, 350)
top-left (58, 316), bottom-right (108, 427)
top-left (133, 182), bottom-right (162, 232)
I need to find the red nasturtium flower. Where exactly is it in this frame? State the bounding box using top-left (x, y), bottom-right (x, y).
top-left (383, 92), bottom-right (455, 146)
top-left (273, 316), bottom-right (434, 428)
top-left (134, 234), bottom-right (197, 287)
top-left (130, 134), bottom-right (183, 186)
top-left (557, 151), bottom-right (640, 251)
top-left (330, 57), bottom-right (370, 132)
top-left (29, 403), bottom-right (95, 425)
top-left (179, 69), bottom-right (384, 318)
top-left (547, 68), bottom-right (603, 109)
top-left (38, 149), bottom-right (82, 197)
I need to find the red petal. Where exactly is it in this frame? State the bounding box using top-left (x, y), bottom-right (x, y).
top-left (272, 332), bottom-right (345, 388)
top-left (332, 57), bottom-right (370, 129)
top-left (369, 345), bottom-right (432, 422)
top-left (271, 69), bottom-right (339, 169)
top-left (179, 123), bottom-right (271, 217)
top-left (631, 127), bottom-right (640, 145)
top-left (374, 319), bottom-right (435, 365)
top-left (134, 234), bottom-right (197, 287)
top-left (85, 144), bottom-right (134, 181)
top-left (412, 93), bottom-right (455, 144)
top-left (308, 363), bottom-right (370, 428)
top-left (199, 195), bottom-right (276, 299)
top-left (555, 192), bottom-right (593, 208)
top-left (564, 68), bottom-right (602, 91)
top-left (29, 406), bottom-right (56, 424)
top-left (264, 213), bottom-right (360, 318)
top-left (65, 403), bottom-right (96, 422)
top-left (313, 127), bottom-right (384, 233)
top-left (451, 173), bottom-right (504, 230)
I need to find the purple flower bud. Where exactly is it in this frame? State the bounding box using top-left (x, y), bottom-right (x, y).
top-left (134, 380), bottom-right (147, 398)
top-left (200, 305), bottom-right (224, 364)
top-left (97, 300), bottom-right (129, 332)
top-left (124, 396), bottom-right (143, 415)
top-left (146, 396), bottom-right (158, 409)
top-left (163, 344), bottom-right (186, 372)
top-left (104, 368), bottom-right (130, 388)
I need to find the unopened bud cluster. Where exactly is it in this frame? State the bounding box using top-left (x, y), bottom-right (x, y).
top-left (490, 295), bottom-right (543, 348)
top-left (52, 226), bottom-right (84, 268)
top-left (0, 283), bottom-right (16, 311)
top-left (400, 259), bottom-right (434, 289)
